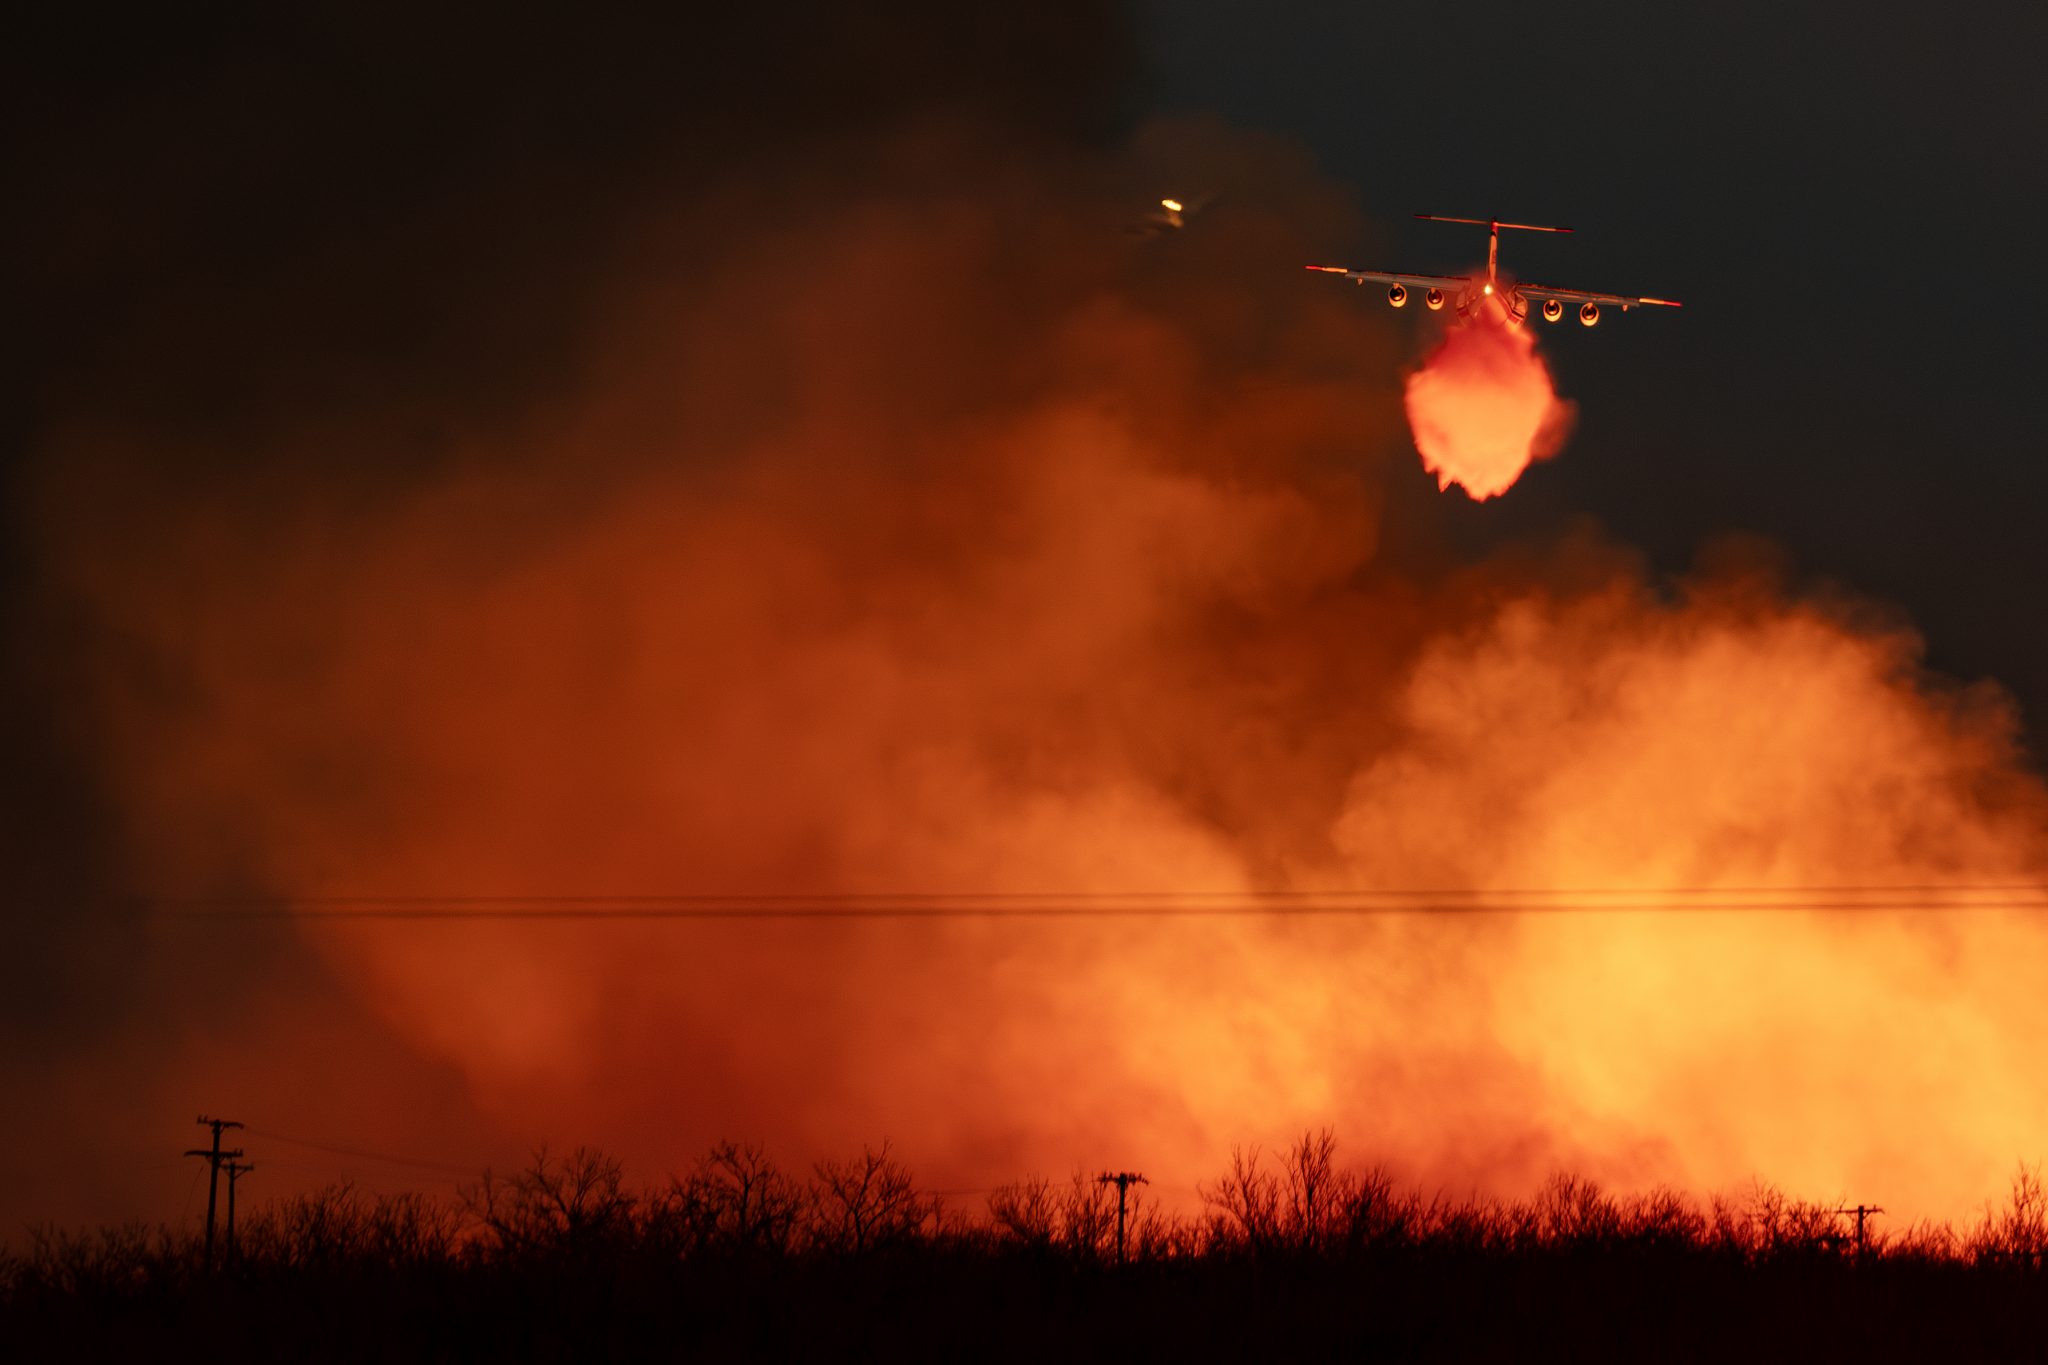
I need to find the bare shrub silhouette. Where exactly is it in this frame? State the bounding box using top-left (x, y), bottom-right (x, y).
top-left (241, 1185), bottom-right (459, 1271)
top-left (986, 1171), bottom-right (1179, 1261)
top-left (1333, 1162), bottom-right (1408, 1251)
top-left (812, 1141), bottom-right (939, 1254)
top-left (1202, 1130), bottom-right (1406, 1256)
top-left (241, 1184), bottom-right (368, 1269)
top-left (1201, 1144), bottom-right (1281, 1251)
top-left (985, 1175), bottom-right (1059, 1249)
top-left (1886, 1218), bottom-right (1958, 1264)
top-left (987, 1173), bottom-right (1114, 1258)
top-left (460, 1145), bottom-right (635, 1260)
top-left (1531, 1171), bottom-right (1621, 1246)
top-left (651, 1141), bottom-right (809, 1257)
top-left (1969, 1162), bottom-right (2048, 1266)
top-left (1278, 1128), bottom-right (1355, 1252)
top-left (10, 1132), bottom-right (2048, 1361)
top-left (1617, 1186), bottom-right (1707, 1252)
top-left (11, 1222), bottom-right (192, 1297)
top-left (1696, 1178), bottom-right (1855, 1260)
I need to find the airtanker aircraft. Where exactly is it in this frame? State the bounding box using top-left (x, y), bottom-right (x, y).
top-left (1308, 214), bottom-right (1680, 327)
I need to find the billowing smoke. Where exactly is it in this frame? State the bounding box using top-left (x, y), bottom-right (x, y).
top-left (22, 78), bottom-right (2048, 1226)
top-left (1402, 303), bottom-right (1576, 499)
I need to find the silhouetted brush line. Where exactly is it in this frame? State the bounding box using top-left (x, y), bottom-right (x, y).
top-left (7, 1138), bottom-right (2048, 1361)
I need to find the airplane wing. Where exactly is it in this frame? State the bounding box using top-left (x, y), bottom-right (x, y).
top-left (1513, 280), bottom-right (1682, 310)
top-left (1306, 265), bottom-right (1471, 289)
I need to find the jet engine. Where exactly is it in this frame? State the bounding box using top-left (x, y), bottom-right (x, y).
top-left (1579, 302), bottom-right (1600, 327)
top-left (1388, 283), bottom-right (1408, 308)
top-left (1424, 288), bottom-right (1446, 311)
top-left (1541, 298), bottom-right (1564, 323)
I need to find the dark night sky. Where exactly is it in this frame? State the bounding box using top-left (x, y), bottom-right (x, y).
top-left (1142, 1), bottom-right (2048, 732)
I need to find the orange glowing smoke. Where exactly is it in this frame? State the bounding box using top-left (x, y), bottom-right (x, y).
top-left (1403, 303), bottom-right (1575, 500)
top-left (36, 126), bottom-right (2048, 1229)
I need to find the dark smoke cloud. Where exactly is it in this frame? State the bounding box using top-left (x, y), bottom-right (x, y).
top-left (10, 3), bottom-right (1132, 448)
top-left (4, 0), bottom-right (1136, 1230)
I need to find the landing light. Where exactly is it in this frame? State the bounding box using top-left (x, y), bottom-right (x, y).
top-left (1161, 198), bottom-right (1183, 214)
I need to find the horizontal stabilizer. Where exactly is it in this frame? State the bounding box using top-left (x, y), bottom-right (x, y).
top-left (1416, 214), bottom-right (1572, 234)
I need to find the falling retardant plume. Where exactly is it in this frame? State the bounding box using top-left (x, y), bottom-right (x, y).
top-left (23, 101), bottom-right (2048, 1234)
top-left (1403, 301), bottom-right (1576, 499)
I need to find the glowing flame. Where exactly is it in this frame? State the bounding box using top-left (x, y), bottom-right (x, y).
top-left (1402, 303), bottom-right (1575, 501)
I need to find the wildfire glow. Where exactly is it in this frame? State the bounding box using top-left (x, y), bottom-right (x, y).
top-left (38, 128), bottom-right (2048, 1230)
top-left (1403, 302), bottom-right (1575, 500)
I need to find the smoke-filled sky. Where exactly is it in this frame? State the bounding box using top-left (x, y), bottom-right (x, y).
top-left (8, 2), bottom-right (2048, 1233)
top-left (1152, 0), bottom-right (2048, 710)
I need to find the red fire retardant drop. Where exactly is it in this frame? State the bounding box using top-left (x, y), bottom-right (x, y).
top-left (1402, 304), bottom-right (1576, 500)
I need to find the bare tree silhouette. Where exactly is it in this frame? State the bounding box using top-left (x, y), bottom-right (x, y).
top-left (1971, 1163), bottom-right (2048, 1266)
top-left (461, 1145), bottom-right (634, 1258)
top-left (987, 1173), bottom-right (1124, 1259)
top-left (240, 1185), bottom-right (459, 1271)
top-left (1280, 1128), bottom-right (1356, 1252)
top-left (812, 1142), bottom-right (936, 1254)
top-left (12, 1131), bottom-right (2048, 1362)
top-left (654, 1141), bottom-right (808, 1256)
top-left (1202, 1144), bottom-right (1280, 1251)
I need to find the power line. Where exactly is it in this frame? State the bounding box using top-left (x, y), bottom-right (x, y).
top-left (135, 883), bottom-right (2048, 903)
top-left (240, 1126), bottom-right (480, 1177)
top-left (250, 1157), bottom-right (469, 1188)
top-left (135, 884), bottom-right (2048, 922)
top-left (179, 1159), bottom-right (207, 1222)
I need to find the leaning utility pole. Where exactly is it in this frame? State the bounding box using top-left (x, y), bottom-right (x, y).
top-left (1835, 1204), bottom-right (1884, 1253)
top-left (1096, 1171), bottom-right (1148, 1266)
top-left (185, 1116), bottom-right (244, 1270)
top-left (223, 1161), bottom-right (255, 1263)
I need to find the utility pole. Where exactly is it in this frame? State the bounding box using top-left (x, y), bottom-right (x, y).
top-left (1096, 1171), bottom-right (1147, 1266)
top-left (223, 1161), bottom-right (255, 1264)
top-left (1835, 1204), bottom-right (1884, 1253)
top-left (185, 1115), bottom-right (244, 1270)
